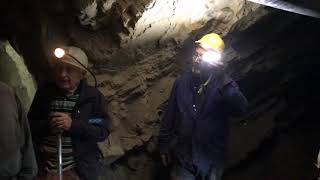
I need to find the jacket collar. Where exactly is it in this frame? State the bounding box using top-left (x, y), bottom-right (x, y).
top-left (51, 80), bottom-right (96, 103)
top-left (77, 80), bottom-right (96, 103)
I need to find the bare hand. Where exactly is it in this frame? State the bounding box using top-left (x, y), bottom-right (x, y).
top-left (50, 112), bottom-right (72, 134)
top-left (161, 153), bottom-right (172, 167)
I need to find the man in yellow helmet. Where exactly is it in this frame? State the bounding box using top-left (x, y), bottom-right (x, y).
top-left (159, 33), bottom-right (248, 180)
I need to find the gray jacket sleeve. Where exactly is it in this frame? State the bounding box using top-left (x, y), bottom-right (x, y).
top-left (16, 95), bottom-right (38, 180)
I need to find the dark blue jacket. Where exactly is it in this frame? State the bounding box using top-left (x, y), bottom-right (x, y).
top-left (159, 72), bottom-right (248, 173)
top-left (28, 81), bottom-right (109, 180)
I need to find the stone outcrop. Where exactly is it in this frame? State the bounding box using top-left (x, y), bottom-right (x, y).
top-left (0, 41), bottom-right (36, 112)
top-left (1, 0), bottom-right (320, 179)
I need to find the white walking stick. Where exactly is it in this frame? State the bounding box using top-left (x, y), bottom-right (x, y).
top-left (315, 149), bottom-right (320, 180)
top-left (57, 134), bottom-right (63, 180)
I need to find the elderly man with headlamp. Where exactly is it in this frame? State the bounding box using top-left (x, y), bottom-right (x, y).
top-left (28, 46), bottom-right (109, 180)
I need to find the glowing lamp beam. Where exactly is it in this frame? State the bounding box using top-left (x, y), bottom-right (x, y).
top-left (201, 51), bottom-right (222, 65)
top-left (54, 48), bottom-right (66, 58)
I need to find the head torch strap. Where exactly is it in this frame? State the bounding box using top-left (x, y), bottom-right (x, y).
top-left (197, 74), bottom-right (213, 95)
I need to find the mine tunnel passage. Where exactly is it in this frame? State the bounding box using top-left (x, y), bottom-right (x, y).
top-left (1, 0), bottom-right (320, 180)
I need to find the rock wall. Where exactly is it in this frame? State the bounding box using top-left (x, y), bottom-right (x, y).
top-left (25, 0), bottom-right (264, 165)
top-left (1, 0), bottom-right (320, 179)
top-left (0, 41), bottom-right (36, 112)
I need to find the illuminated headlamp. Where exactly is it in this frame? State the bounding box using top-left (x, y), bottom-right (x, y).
top-left (54, 48), bottom-right (66, 58)
top-left (201, 51), bottom-right (222, 65)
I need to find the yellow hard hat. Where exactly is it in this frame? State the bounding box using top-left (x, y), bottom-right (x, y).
top-left (195, 33), bottom-right (225, 52)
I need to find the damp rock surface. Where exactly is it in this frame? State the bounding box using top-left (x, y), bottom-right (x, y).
top-left (1, 0), bottom-right (320, 179)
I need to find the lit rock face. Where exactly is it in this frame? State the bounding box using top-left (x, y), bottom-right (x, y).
top-left (0, 41), bottom-right (36, 112)
top-left (67, 1), bottom-right (320, 178)
top-left (64, 0), bottom-right (262, 161)
top-left (3, 0), bottom-right (320, 179)
top-left (3, 0), bottom-right (260, 169)
top-left (8, 0), bottom-right (264, 170)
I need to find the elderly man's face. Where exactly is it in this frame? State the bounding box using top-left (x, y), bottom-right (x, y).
top-left (54, 62), bottom-right (85, 94)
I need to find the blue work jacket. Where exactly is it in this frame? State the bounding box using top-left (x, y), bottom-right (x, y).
top-left (159, 72), bottom-right (248, 173)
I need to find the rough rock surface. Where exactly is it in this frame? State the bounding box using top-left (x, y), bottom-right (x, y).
top-left (72, 0), bottom-right (263, 161)
top-left (35, 0), bottom-right (263, 165)
top-left (1, 0), bottom-right (320, 179)
top-left (0, 41), bottom-right (36, 112)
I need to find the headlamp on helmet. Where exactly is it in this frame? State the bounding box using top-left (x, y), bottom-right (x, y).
top-left (201, 51), bottom-right (222, 65)
top-left (54, 48), bottom-right (66, 58)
